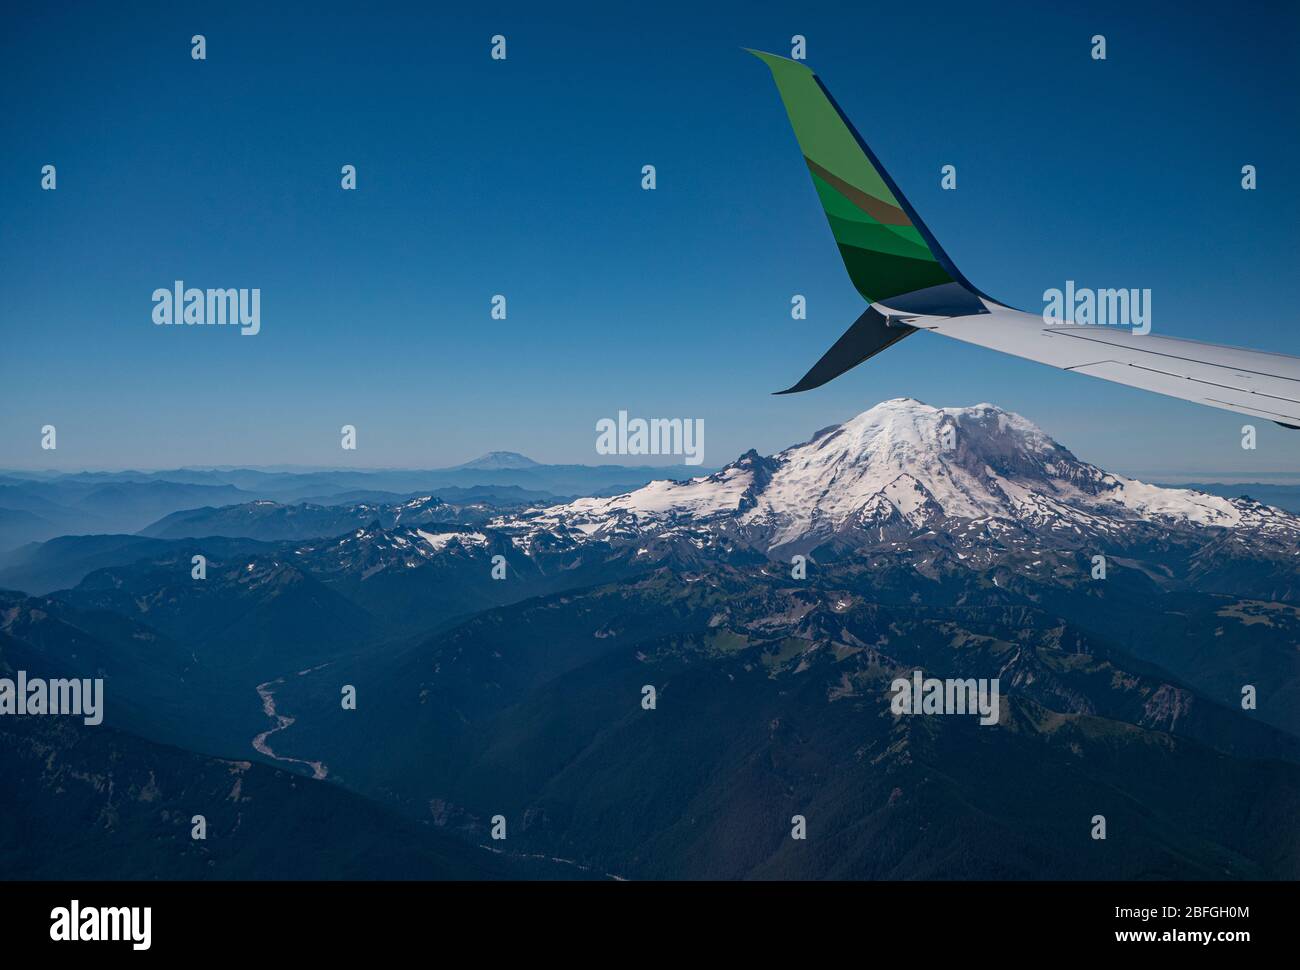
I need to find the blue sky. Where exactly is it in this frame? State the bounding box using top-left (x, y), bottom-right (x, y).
top-left (2, 0), bottom-right (1298, 478)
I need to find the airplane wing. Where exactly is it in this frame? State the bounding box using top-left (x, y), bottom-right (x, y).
top-left (922, 309), bottom-right (1300, 427)
top-left (751, 49), bottom-right (1300, 428)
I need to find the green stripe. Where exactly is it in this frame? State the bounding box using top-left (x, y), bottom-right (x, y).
top-left (826, 213), bottom-right (934, 261)
top-left (838, 245), bottom-right (953, 303)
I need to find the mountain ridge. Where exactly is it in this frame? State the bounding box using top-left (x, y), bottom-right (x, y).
top-left (493, 399), bottom-right (1300, 562)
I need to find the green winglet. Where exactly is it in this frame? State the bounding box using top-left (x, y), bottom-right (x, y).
top-left (749, 50), bottom-right (955, 304)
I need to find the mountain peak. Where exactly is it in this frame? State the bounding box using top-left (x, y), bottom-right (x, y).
top-left (453, 451), bottom-right (540, 471)
top-left (841, 397), bottom-right (1038, 433)
top-left (502, 400), bottom-right (1284, 553)
top-left (810, 398), bottom-right (1063, 470)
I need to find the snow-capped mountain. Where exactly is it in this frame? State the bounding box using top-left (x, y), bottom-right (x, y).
top-left (452, 451), bottom-right (541, 471)
top-left (113, 400), bottom-right (1290, 624)
top-left (492, 399), bottom-right (1300, 557)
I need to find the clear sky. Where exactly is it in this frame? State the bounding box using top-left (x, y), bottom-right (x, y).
top-left (2, 0), bottom-right (1298, 478)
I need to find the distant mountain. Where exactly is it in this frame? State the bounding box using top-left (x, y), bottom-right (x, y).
top-left (75, 480), bottom-right (249, 523)
top-left (0, 507), bottom-right (53, 550)
top-left (0, 534), bottom-right (277, 597)
top-left (139, 495), bottom-right (485, 541)
top-left (0, 460), bottom-right (716, 501)
top-left (297, 484), bottom-right (555, 507)
top-left (0, 479), bottom-right (255, 555)
top-left (0, 490), bottom-right (554, 595)
top-left (453, 451), bottom-right (541, 471)
top-left (0, 460), bottom-right (713, 555)
top-left (1162, 481), bottom-right (1300, 514)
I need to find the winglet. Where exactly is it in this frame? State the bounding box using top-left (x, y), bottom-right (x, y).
top-left (749, 49), bottom-right (977, 306)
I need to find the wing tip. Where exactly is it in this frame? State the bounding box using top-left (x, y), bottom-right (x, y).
top-left (746, 48), bottom-right (813, 74)
top-left (772, 381), bottom-right (816, 395)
